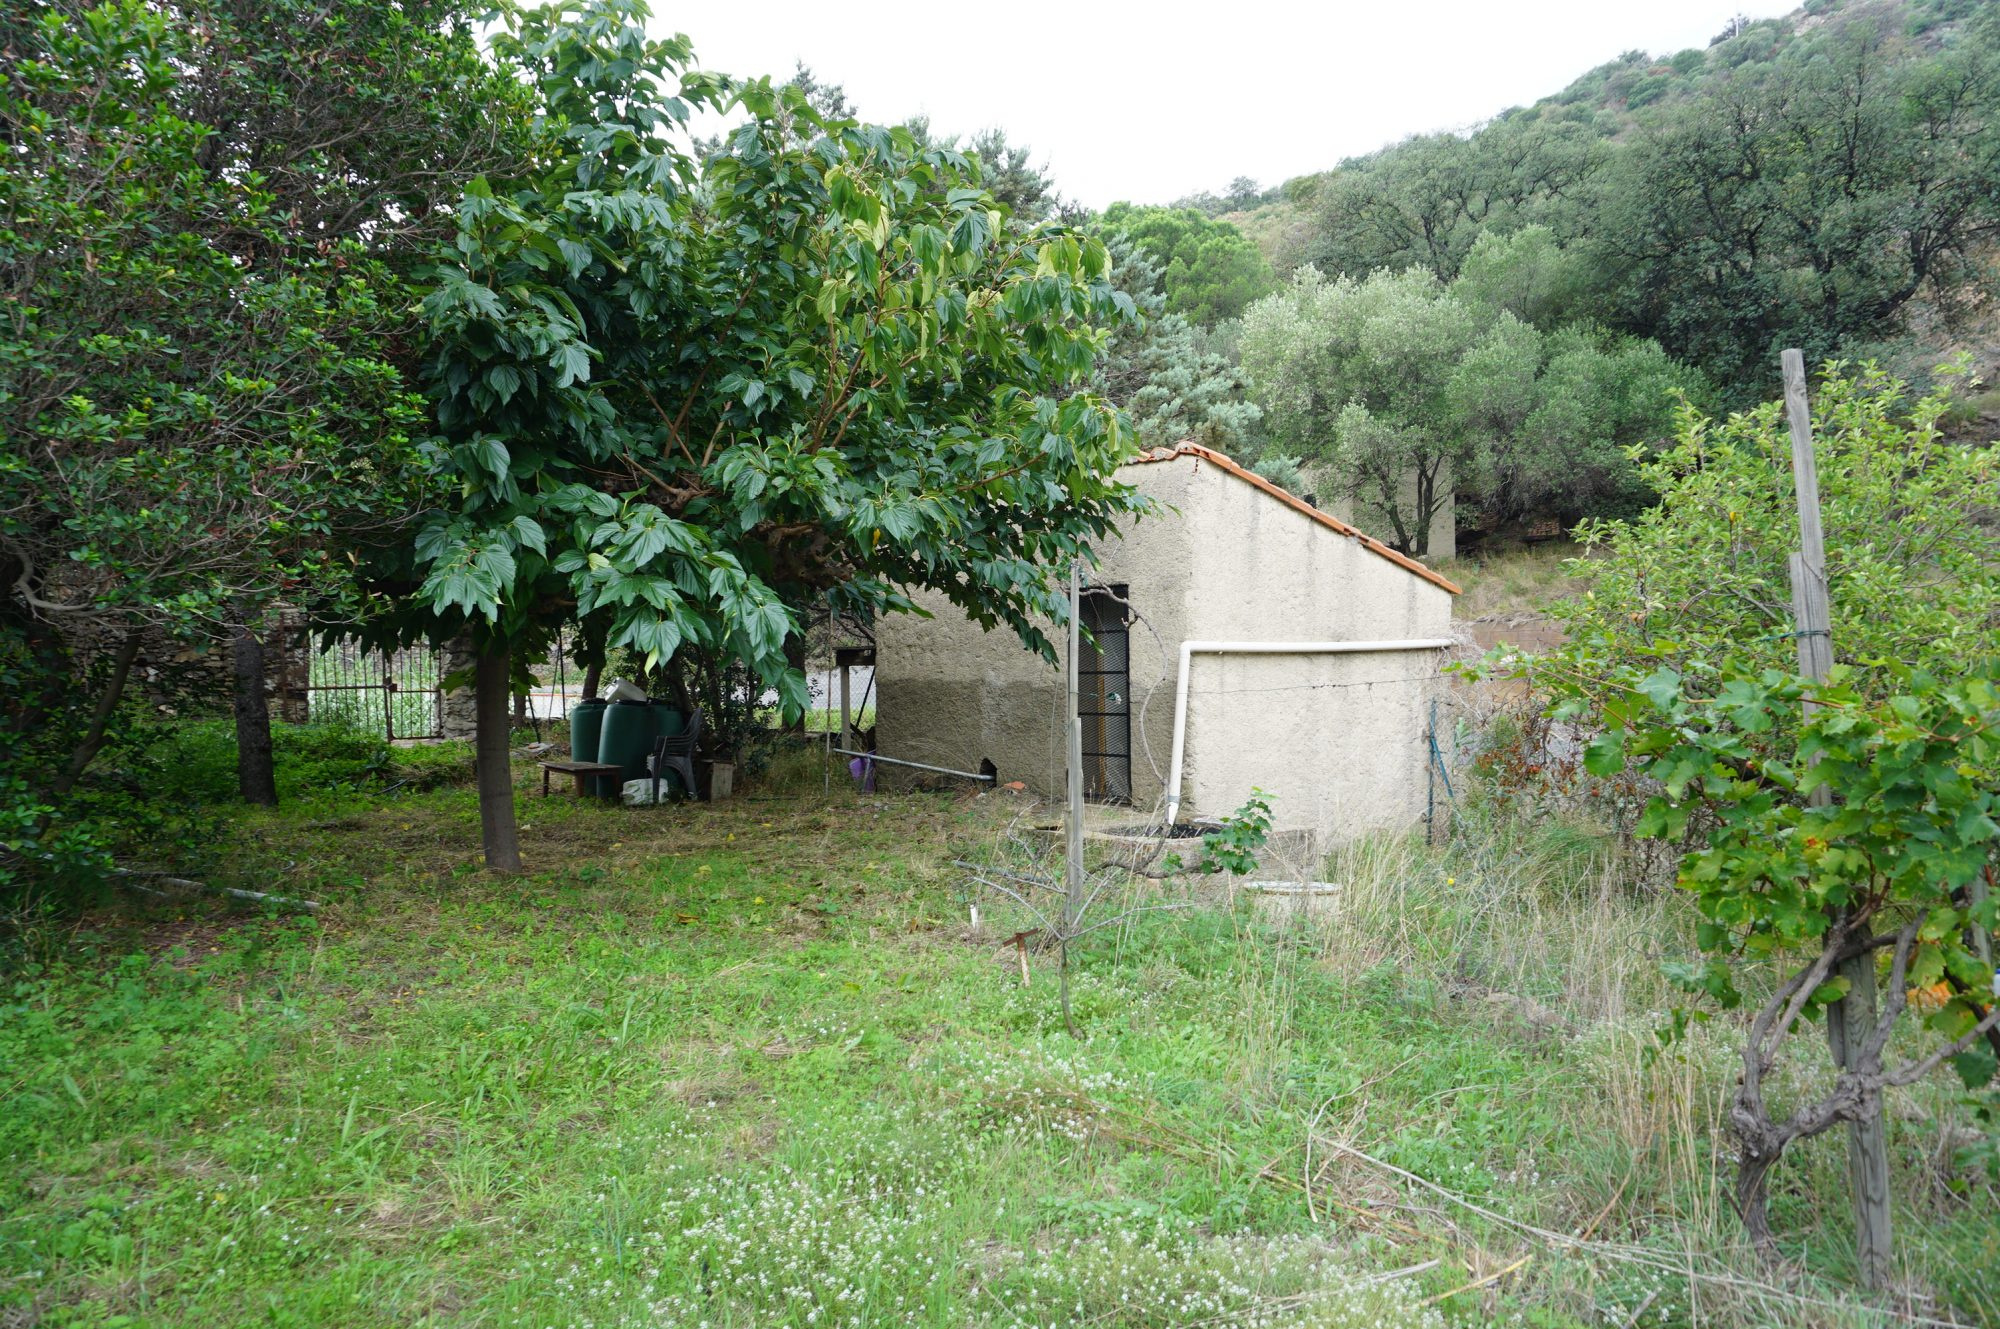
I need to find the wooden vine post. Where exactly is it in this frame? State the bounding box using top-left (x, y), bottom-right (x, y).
top-left (1062, 561), bottom-right (1086, 1035)
top-left (1781, 347), bottom-right (1892, 1289)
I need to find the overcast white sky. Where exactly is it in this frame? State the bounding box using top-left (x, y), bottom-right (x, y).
top-left (663, 1), bottom-right (1799, 210)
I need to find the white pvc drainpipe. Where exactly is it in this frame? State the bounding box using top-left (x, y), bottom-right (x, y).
top-left (1163, 638), bottom-right (1455, 823)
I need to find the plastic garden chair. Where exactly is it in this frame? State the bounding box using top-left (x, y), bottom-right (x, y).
top-left (647, 707), bottom-right (703, 803)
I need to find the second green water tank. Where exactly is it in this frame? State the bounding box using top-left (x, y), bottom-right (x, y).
top-left (596, 699), bottom-right (658, 791)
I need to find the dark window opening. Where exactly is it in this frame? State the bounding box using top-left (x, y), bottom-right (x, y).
top-left (1078, 586), bottom-right (1132, 803)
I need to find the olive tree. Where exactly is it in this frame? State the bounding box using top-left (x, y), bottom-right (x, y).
top-left (1239, 267), bottom-right (1539, 555)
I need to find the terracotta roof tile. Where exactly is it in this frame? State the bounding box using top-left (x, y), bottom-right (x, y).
top-left (1125, 443), bottom-right (1462, 596)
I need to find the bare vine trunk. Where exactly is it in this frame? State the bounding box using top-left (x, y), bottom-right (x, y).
top-left (475, 647), bottom-right (522, 873)
top-left (1733, 1135), bottom-right (1783, 1261)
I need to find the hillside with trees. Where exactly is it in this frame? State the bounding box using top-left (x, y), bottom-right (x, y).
top-left (1095, 0), bottom-right (2000, 551)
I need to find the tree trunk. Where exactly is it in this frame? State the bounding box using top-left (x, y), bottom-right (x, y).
top-left (51, 628), bottom-right (142, 797)
top-left (661, 654), bottom-right (695, 715)
top-left (581, 661), bottom-right (602, 701)
top-left (1411, 465), bottom-right (1433, 559)
top-left (232, 624), bottom-right (278, 806)
top-left (475, 646), bottom-right (522, 873)
top-left (1826, 955), bottom-right (1894, 1289)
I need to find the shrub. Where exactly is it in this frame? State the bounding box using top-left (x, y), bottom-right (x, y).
top-left (1579, 662), bottom-right (1999, 1258)
top-left (1249, 454), bottom-right (1307, 495)
top-left (1552, 362), bottom-right (2000, 699)
top-left (108, 719), bottom-right (471, 810)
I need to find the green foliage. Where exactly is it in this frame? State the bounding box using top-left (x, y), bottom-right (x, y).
top-left (1532, 647), bottom-right (2000, 1253)
top-left (1169, 176), bottom-right (1271, 218)
top-left (1, 0), bottom-right (514, 908)
top-left (116, 720), bottom-right (469, 808)
top-left (1293, 5), bottom-right (2000, 402)
top-left (1249, 455), bottom-right (1307, 495)
top-left (1240, 267), bottom-right (1536, 554)
top-left (1598, 10), bottom-right (2000, 390)
top-left (1098, 203), bottom-right (1277, 326)
top-left (1553, 363), bottom-right (2000, 692)
top-left (0, 1), bottom-right (439, 641)
top-left (1496, 355), bottom-right (2000, 1252)
top-left (962, 127), bottom-right (1074, 223)
top-left (1450, 225), bottom-right (1591, 330)
top-left (1092, 237), bottom-right (1263, 454)
top-left (1307, 112), bottom-right (1605, 283)
top-left (1581, 665), bottom-right (1998, 1035)
top-left (1503, 325), bottom-right (1696, 521)
top-left (411, 1), bottom-right (1145, 715)
top-left (1196, 788), bottom-right (1274, 876)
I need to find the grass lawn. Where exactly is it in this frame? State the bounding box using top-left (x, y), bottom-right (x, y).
top-left (2, 731), bottom-right (1993, 1328)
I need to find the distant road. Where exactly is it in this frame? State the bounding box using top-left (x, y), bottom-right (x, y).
top-left (519, 666), bottom-right (874, 720)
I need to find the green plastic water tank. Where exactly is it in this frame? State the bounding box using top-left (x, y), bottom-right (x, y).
top-left (568, 699), bottom-right (608, 795)
top-left (596, 699), bottom-right (659, 791)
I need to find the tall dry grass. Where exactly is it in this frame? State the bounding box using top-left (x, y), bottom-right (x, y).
top-left (1286, 805), bottom-right (1993, 1326)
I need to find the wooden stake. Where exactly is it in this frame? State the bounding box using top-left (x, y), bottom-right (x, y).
top-left (1063, 562), bottom-right (1085, 1034)
top-left (1781, 347), bottom-right (1892, 1290)
top-left (839, 659), bottom-right (853, 752)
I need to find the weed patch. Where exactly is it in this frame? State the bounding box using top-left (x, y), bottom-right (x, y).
top-left (0, 773), bottom-right (1991, 1327)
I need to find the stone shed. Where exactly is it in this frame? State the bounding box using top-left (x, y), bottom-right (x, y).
top-left (873, 443), bottom-right (1461, 848)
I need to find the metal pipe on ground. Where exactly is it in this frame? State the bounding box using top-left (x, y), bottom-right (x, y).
top-left (829, 747), bottom-right (995, 784)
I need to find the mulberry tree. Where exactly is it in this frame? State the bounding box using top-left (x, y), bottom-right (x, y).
top-left (412, 0), bottom-right (1145, 869)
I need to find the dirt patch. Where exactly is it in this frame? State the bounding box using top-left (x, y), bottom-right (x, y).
top-left (661, 1039), bottom-right (753, 1109)
top-left (1466, 614), bottom-right (1566, 656)
top-left (130, 913), bottom-right (262, 967)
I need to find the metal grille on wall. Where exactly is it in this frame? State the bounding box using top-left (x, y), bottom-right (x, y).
top-left (287, 630), bottom-right (446, 740)
top-left (1079, 587), bottom-right (1132, 802)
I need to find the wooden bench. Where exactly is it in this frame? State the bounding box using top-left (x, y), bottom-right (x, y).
top-left (538, 760), bottom-right (624, 802)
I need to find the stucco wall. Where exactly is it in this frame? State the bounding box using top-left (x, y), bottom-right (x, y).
top-left (1178, 457), bottom-right (1454, 845)
top-left (874, 461), bottom-right (1191, 802)
top-left (875, 453), bottom-right (1456, 846)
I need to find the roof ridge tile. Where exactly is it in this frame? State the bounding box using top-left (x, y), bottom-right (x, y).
top-left (1125, 442), bottom-right (1462, 595)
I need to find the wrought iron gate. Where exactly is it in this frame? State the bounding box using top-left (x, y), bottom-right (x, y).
top-left (292, 632), bottom-right (445, 740)
top-left (1078, 587), bottom-right (1132, 802)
